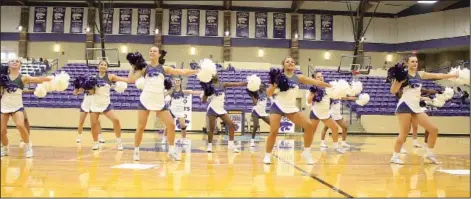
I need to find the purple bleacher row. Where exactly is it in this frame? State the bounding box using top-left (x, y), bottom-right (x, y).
top-left (21, 64), bottom-right (469, 117)
top-left (1, 62), bottom-right (50, 76)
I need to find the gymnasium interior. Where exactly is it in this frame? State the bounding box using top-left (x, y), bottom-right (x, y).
top-left (1, 0), bottom-right (470, 197)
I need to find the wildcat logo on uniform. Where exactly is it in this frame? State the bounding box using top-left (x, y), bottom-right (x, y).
top-left (408, 78), bottom-right (421, 88)
top-left (96, 79), bottom-right (107, 87)
top-left (214, 89), bottom-right (224, 96)
top-left (288, 80), bottom-right (298, 89)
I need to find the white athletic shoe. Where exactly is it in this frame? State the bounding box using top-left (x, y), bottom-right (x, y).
top-left (117, 142), bottom-right (124, 151)
top-left (161, 137), bottom-right (167, 144)
top-left (320, 142), bottom-right (328, 148)
top-left (250, 140), bottom-right (256, 148)
top-left (19, 141), bottom-right (25, 148)
top-left (334, 147), bottom-right (346, 154)
top-left (92, 142), bottom-right (100, 150)
top-left (413, 141), bottom-right (422, 148)
top-left (424, 154), bottom-right (441, 165)
top-left (400, 147), bottom-right (408, 154)
top-left (390, 155), bottom-right (404, 165)
top-left (229, 142), bottom-right (240, 153)
top-left (99, 135), bottom-right (105, 143)
top-left (302, 150), bottom-right (314, 165)
top-left (206, 144), bottom-right (213, 153)
top-left (133, 148), bottom-right (140, 161)
top-left (76, 135), bottom-right (82, 143)
top-left (263, 154), bottom-right (272, 164)
top-left (25, 144), bottom-right (33, 158)
top-left (1, 145), bottom-right (9, 157)
top-left (340, 142), bottom-right (351, 148)
top-left (168, 150), bottom-right (181, 161)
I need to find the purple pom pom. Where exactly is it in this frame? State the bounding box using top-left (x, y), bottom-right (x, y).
top-left (309, 86), bottom-right (317, 94)
top-left (73, 75), bottom-right (86, 89)
top-left (386, 63), bottom-right (408, 83)
top-left (276, 74), bottom-right (290, 92)
top-left (164, 78), bottom-right (172, 90)
top-left (309, 86), bottom-right (325, 102)
top-left (82, 76), bottom-right (97, 90)
top-left (0, 74), bottom-right (8, 87)
top-left (126, 52), bottom-right (147, 71)
top-left (269, 68), bottom-right (282, 84)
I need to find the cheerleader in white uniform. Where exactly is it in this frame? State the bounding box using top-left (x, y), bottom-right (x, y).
top-left (307, 72), bottom-right (345, 154)
top-left (74, 89), bottom-right (105, 144)
top-left (248, 84), bottom-right (270, 147)
top-left (202, 75), bottom-right (247, 153)
top-left (390, 55), bottom-right (459, 164)
top-left (126, 47), bottom-right (198, 161)
top-left (161, 77), bottom-right (202, 143)
top-left (76, 60), bottom-right (129, 150)
top-left (264, 57), bottom-right (331, 165)
top-left (0, 59), bottom-right (53, 158)
top-left (319, 96), bottom-right (357, 150)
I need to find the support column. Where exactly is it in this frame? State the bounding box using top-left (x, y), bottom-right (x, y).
top-left (154, 8), bottom-right (163, 48)
top-left (290, 13), bottom-right (299, 62)
top-left (85, 6), bottom-right (96, 60)
top-left (18, 6), bottom-right (30, 58)
top-left (223, 10), bottom-right (231, 62)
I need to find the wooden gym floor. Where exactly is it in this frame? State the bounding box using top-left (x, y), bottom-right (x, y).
top-left (1, 129), bottom-right (469, 197)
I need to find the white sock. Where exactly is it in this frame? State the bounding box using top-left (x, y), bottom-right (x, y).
top-left (251, 139), bottom-right (255, 143)
top-left (265, 153), bottom-right (271, 157)
top-left (163, 136), bottom-right (167, 139)
top-left (393, 152), bottom-right (400, 157)
top-left (321, 140), bottom-right (325, 144)
top-left (333, 142), bottom-right (339, 148)
top-left (228, 140), bottom-right (234, 147)
top-left (207, 143), bottom-right (212, 147)
top-left (169, 145), bottom-right (175, 152)
top-left (341, 141), bottom-right (346, 144)
top-left (116, 138), bottom-right (122, 143)
top-left (303, 147), bottom-right (311, 153)
top-left (134, 147), bottom-right (139, 152)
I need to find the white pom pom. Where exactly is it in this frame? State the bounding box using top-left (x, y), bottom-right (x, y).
top-left (356, 93), bottom-right (370, 106)
top-left (135, 77), bottom-right (145, 90)
top-left (443, 87), bottom-right (454, 100)
top-left (34, 84), bottom-right (47, 98)
top-left (114, 81), bottom-right (128, 93)
top-left (458, 68), bottom-right (470, 86)
top-left (247, 74), bottom-right (261, 92)
top-left (197, 59), bottom-right (217, 83)
top-left (327, 80), bottom-right (350, 99)
top-left (350, 81), bottom-right (363, 96)
top-left (431, 94), bottom-right (447, 107)
top-left (52, 72), bottom-right (70, 92)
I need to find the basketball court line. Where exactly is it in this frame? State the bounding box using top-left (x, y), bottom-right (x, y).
top-left (273, 154), bottom-right (354, 198)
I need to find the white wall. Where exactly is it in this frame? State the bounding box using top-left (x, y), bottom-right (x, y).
top-left (1, 6), bottom-right (21, 32)
top-left (397, 7), bottom-right (470, 42)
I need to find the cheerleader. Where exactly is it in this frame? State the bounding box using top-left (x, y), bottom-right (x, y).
top-left (319, 96), bottom-right (357, 149)
top-left (248, 83), bottom-right (270, 147)
top-left (126, 47), bottom-right (198, 161)
top-left (389, 55), bottom-right (459, 164)
top-left (307, 72), bottom-right (345, 154)
top-left (264, 57), bottom-right (331, 165)
top-left (202, 74), bottom-right (247, 153)
top-left (75, 60), bottom-right (128, 150)
top-left (161, 77), bottom-right (202, 144)
top-left (0, 59), bottom-right (53, 158)
top-left (74, 90), bottom-right (104, 144)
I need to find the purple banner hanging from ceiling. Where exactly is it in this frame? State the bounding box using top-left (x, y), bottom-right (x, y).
top-left (255, 12), bottom-right (267, 38)
top-left (70, 8), bottom-right (84, 33)
top-left (168, 9), bottom-right (182, 35)
top-left (236, 11), bottom-right (249, 38)
top-left (187, 10), bottom-right (200, 36)
top-left (33, 7), bottom-right (47, 33)
top-left (303, 14), bottom-right (315, 40)
top-left (102, 8), bottom-right (114, 34)
top-left (321, 14), bottom-right (333, 41)
top-left (273, 12), bottom-right (286, 39)
top-left (205, 10), bottom-right (218, 36)
top-left (51, 7), bottom-right (66, 33)
top-left (137, 8), bottom-right (151, 35)
top-left (119, 8), bottom-right (132, 34)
